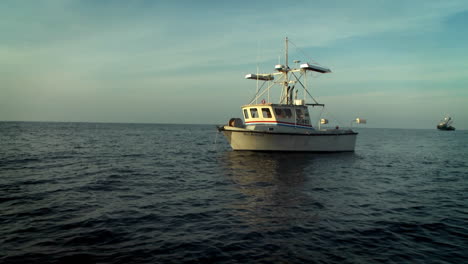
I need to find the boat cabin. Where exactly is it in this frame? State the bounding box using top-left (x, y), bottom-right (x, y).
top-left (241, 102), bottom-right (313, 132)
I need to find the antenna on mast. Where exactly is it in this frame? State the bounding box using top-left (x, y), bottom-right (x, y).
top-left (285, 37), bottom-right (289, 69)
top-left (285, 37), bottom-right (290, 104)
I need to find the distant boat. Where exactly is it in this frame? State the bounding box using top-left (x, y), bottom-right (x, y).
top-left (217, 37), bottom-right (365, 152)
top-left (437, 116), bottom-right (455, 131)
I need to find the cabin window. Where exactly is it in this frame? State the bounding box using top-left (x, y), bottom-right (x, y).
top-left (274, 108), bottom-right (287, 118)
top-left (295, 109), bottom-right (304, 118)
top-left (250, 108), bottom-right (259, 118)
top-left (274, 108), bottom-right (293, 118)
top-left (243, 109), bottom-right (249, 119)
top-left (274, 108), bottom-right (283, 117)
top-left (261, 108), bottom-right (272, 118)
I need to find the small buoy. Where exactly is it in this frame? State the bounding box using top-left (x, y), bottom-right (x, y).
top-left (335, 126), bottom-right (339, 129)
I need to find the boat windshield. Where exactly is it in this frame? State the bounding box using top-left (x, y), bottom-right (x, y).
top-left (262, 108), bottom-right (272, 118)
top-left (250, 108), bottom-right (259, 118)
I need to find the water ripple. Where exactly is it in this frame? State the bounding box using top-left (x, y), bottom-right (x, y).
top-left (0, 123), bottom-right (467, 263)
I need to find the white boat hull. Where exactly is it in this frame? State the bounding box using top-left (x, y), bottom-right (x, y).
top-left (220, 126), bottom-right (357, 152)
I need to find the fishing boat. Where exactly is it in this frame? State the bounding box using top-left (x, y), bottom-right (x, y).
top-left (218, 37), bottom-right (363, 152)
top-left (437, 116), bottom-right (455, 131)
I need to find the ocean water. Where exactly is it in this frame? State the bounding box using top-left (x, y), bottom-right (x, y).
top-left (1, 121), bottom-right (467, 263)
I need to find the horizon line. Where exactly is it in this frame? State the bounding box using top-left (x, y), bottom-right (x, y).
top-left (0, 120), bottom-right (464, 131)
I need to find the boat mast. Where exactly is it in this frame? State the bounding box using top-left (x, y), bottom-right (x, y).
top-left (284, 37), bottom-right (290, 104)
top-left (285, 37), bottom-right (289, 70)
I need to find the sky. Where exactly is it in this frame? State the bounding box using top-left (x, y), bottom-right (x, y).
top-left (1, 0), bottom-right (467, 129)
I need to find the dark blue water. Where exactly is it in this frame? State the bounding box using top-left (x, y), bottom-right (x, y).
top-left (1, 122), bottom-right (467, 263)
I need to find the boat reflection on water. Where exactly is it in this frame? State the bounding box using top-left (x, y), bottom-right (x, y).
top-left (219, 151), bottom-right (324, 229)
top-left (222, 151), bottom-right (311, 185)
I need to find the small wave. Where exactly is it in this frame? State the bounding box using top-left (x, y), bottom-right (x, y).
top-left (2, 123), bottom-right (468, 263)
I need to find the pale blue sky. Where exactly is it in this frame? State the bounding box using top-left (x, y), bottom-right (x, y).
top-left (1, 0), bottom-right (467, 129)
